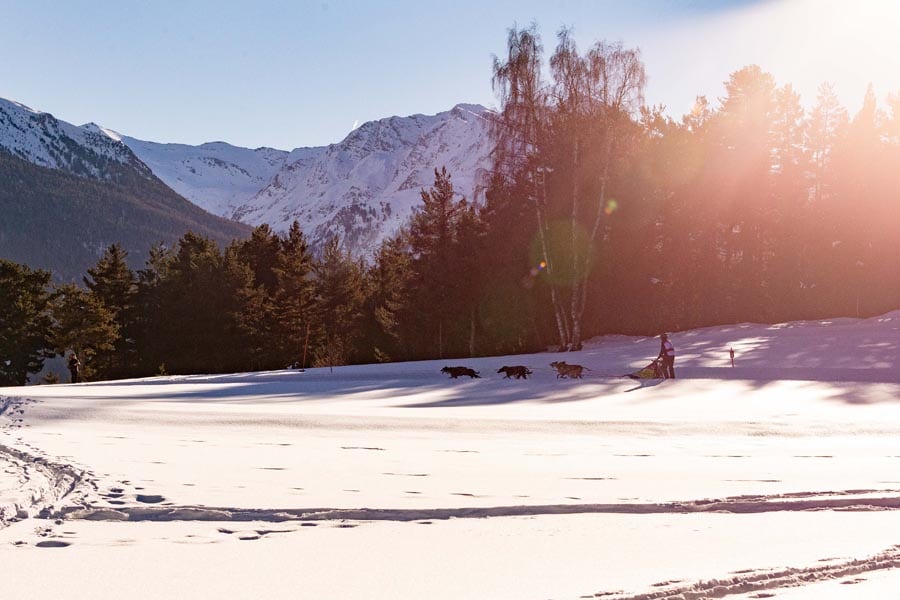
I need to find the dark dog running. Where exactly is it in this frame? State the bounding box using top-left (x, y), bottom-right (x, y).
top-left (441, 366), bottom-right (480, 379)
top-left (497, 365), bottom-right (533, 379)
top-left (550, 361), bottom-right (585, 379)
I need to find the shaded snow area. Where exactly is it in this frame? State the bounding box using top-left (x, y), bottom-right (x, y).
top-left (1, 312), bottom-right (899, 599)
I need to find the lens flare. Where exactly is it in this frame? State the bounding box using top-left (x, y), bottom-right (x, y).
top-left (604, 199), bottom-right (618, 215)
top-left (527, 260), bottom-right (548, 280)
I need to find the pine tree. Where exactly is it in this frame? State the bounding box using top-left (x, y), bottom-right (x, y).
top-left (236, 224), bottom-right (282, 292)
top-left (828, 84), bottom-right (897, 316)
top-left (313, 238), bottom-right (365, 367)
top-left (363, 232), bottom-right (414, 362)
top-left (50, 284), bottom-right (118, 382)
top-left (151, 232), bottom-right (248, 374)
top-left (272, 221), bottom-right (317, 367)
top-left (132, 243), bottom-right (174, 375)
top-left (707, 65), bottom-right (778, 322)
top-left (84, 243), bottom-right (137, 378)
top-left (452, 203), bottom-right (487, 356)
top-left (226, 242), bottom-right (274, 371)
top-left (767, 84), bottom-right (811, 320)
top-left (408, 167), bottom-right (472, 358)
top-left (0, 260), bottom-right (54, 386)
top-left (808, 83), bottom-right (847, 207)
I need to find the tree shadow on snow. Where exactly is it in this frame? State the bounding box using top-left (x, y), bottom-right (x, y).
top-left (23, 311), bottom-right (900, 410)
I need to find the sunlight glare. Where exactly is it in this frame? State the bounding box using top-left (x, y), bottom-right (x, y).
top-left (645, 0), bottom-right (900, 116)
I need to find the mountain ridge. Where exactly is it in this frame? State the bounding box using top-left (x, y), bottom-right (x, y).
top-left (0, 98), bottom-right (250, 281)
top-left (1, 95), bottom-right (495, 262)
top-left (119, 102), bottom-right (495, 257)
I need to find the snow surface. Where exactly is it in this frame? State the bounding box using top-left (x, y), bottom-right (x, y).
top-left (1, 311), bottom-right (900, 599)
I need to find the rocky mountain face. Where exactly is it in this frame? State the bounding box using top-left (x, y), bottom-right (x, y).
top-left (123, 104), bottom-right (494, 257)
top-left (0, 98), bottom-right (149, 181)
top-left (0, 98), bottom-right (250, 281)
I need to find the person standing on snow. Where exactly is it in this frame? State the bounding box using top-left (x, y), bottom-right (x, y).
top-left (657, 333), bottom-right (675, 379)
top-left (67, 352), bottom-right (81, 384)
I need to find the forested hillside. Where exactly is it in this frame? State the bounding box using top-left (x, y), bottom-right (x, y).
top-left (0, 150), bottom-right (250, 281)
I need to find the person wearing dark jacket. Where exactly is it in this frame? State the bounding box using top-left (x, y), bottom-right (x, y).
top-left (657, 334), bottom-right (675, 379)
top-left (67, 352), bottom-right (81, 384)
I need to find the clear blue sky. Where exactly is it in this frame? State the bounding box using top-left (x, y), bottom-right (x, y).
top-left (2, 0), bottom-right (896, 149)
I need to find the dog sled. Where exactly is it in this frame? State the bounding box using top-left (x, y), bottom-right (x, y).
top-left (626, 359), bottom-right (665, 380)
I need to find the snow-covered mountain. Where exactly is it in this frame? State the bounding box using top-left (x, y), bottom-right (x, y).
top-left (239, 104), bottom-right (493, 256)
top-left (1, 95), bottom-right (495, 259)
top-left (123, 104), bottom-right (494, 257)
top-left (0, 97), bottom-right (150, 181)
top-left (0, 98), bottom-right (250, 281)
top-left (119, 138), bottom-right (289, 217)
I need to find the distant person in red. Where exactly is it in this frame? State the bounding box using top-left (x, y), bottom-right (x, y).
top-left (657, 333), bottom-right (675, 379)
top-left (67, 352), bottom-right (81, 384)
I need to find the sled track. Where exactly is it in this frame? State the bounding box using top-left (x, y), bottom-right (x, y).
top-left (56, 487), bottom-right (900, 524)
top-left (0, 397), bottom-right (86, 528)
top-left (50, 493), bottom-right (900, 598)
top-left (595, 544), bottom-right (900, 599)
top-left (0, 442), bottom-right (85, 527)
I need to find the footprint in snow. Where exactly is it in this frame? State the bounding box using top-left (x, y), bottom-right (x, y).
top-left (35, 540), bottom-right (71, 548)
top-left (136, 494), bottom-right (165, 504)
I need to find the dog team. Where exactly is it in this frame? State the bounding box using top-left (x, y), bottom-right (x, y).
top-left (440, 333), bottom-right (676, 381)
top-left (439, 361), bottom-right (584, 379)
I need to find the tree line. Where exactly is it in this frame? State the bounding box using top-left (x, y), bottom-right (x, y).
top-left (3, 24), bottom-right (900, 385)
top-left (0, 166), bottom-right (482, 385)
top-left (484, 25), bottom-right (900, 351)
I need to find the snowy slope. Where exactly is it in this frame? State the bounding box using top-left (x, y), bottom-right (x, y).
top-left (2, 311), bottom-right (900, 599)
top-left (237, 103), bottom-right (493, 256)
top-left (122, 104), bottom-right (493, 257)
top-left (120, 137), bottom-right (288, 216)
top-left (0, 98), bottom-right (150, 180)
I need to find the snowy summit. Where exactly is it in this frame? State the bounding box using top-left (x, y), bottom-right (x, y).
top-left (123, 103), bottom-right (494, 257)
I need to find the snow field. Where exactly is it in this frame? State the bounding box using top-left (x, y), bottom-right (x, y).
top-left (2, 512), bottom-right (900, 600)
top-left (1, 311), bottom-right (899, 598)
